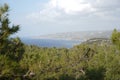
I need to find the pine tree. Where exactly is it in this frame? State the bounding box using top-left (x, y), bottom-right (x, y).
top-left (0, 4), bottom-right (24, 61)
top-left (111, 29), bottom-right (120, 50)
top-left (0, 4), bottom-right (25, 79)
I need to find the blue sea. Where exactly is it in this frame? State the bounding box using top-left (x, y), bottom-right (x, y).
top-left (21, 38), bottom-right (82, 48)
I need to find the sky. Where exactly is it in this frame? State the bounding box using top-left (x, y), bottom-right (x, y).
top-left (1, 0), bottom-right (120, 37)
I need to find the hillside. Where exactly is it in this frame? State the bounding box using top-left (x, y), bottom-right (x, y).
top-left (81, 38), bottom-right (111, 45)
top-left (34, 30), bottom-right (112, 41)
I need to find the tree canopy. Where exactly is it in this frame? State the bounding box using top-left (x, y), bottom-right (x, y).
top-left (0, 4), bottom-right (24, 79)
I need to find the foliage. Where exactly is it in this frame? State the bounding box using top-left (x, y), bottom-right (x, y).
top-left (21, 42), bottom-right (120, 80)
top-left (0, 4), bottom-right (24, 80)
top-left (111, 29), bottom-right (120, 50)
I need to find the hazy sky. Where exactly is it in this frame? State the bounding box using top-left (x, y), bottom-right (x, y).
top-left (1, 0), bottom-right (120, 37)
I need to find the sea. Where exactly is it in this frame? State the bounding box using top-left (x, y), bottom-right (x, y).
top-left (21, 38), bottom-right (82, 48)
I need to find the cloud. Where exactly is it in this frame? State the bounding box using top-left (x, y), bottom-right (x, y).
top-left (49, 0), bottom-right (94, 14)
top-left (27, 0), bottom-right (120, 22)
top-left (95, 0), bottom-right (120, 8)
top-left (26, 0), bottom-right (95, 21)
top-left (91, 0), bottom-right (120, 19)
top-left (26, 0), bottom-right (120, 31)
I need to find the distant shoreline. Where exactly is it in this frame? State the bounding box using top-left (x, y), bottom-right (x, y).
top-left (21, 38), bottom-right (82, 48)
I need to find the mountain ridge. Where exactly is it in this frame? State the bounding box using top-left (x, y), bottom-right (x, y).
top-left (33, 30), bottom-right (114, 41)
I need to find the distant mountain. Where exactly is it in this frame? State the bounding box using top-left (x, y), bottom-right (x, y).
top-left (33, 30), bottom-right (113, 41)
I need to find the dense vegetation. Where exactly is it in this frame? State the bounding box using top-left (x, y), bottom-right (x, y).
top-left (0, 4), bottom-right (120, 80)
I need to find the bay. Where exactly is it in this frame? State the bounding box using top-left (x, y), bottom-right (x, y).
top-left (21, 38), bottom-right (81, 48)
